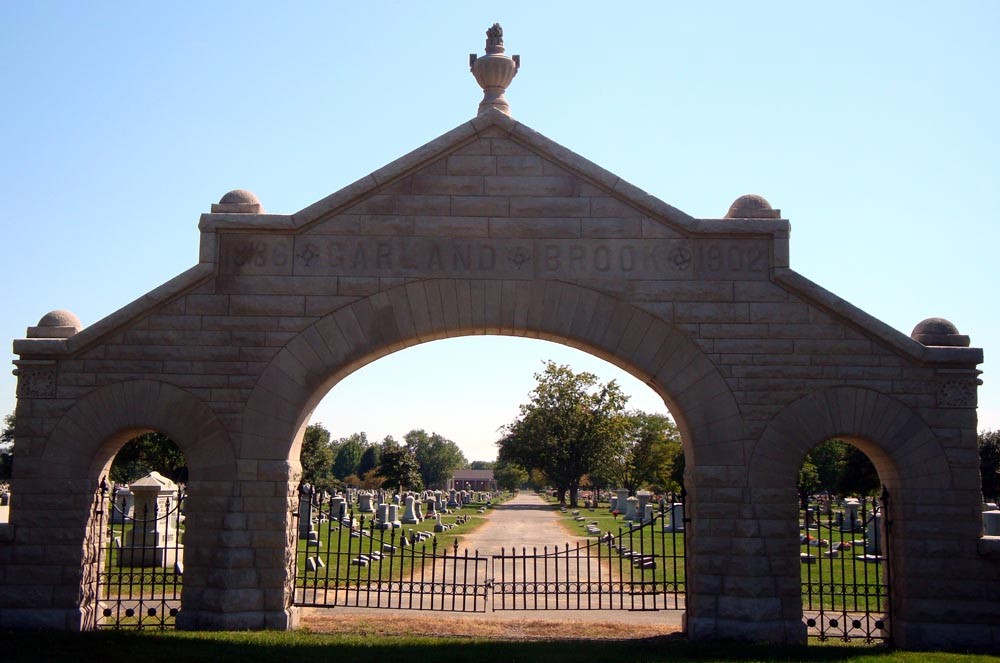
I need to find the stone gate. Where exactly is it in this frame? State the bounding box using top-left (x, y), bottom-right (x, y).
top-left (2, 27), bottom-right (997, 649)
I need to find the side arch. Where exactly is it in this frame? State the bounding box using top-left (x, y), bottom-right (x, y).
top-left (42, 379), bottom-right (237, 482)
top-left (746, 385), bottom-right (956, 644)
top-left (35, 379), bottom-right (237, 629)
top-left (747, 385), bottom-right (950, 495)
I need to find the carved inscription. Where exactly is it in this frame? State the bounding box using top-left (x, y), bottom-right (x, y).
top-left (219, 234), bottom-right (770, 280)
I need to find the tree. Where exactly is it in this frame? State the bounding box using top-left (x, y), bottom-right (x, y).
top-left (805, 439), bottom-right (849, 495)
top-left (110, 432), bottom-right (187, 485)
top-left (0, 413), bottom-right (14, 481)
top-left (357, 444), bottom-right (381, 478)
top-left (469, 460), bottom-right (495, 470)
top-left (332, 432), bottom-right (366, 480)
top-left (837, 446), bottom-right (880, 497)
top-left (377, 437), bottom-right (423, 491)
top-left (405, 429), bottom-right (467, 489)
top-left (300, 423), bottom-right (336, 493)
top-left (980, 430), bottom-right (1000, 501)
top-left (600, 411), bottom-right (679, 495)
top-left (493, 460), bottom-right (528, 491)
top-left (497, 361), bottom-right (628, 507)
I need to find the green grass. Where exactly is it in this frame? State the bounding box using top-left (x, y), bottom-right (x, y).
top-left (295, 499), bottom-right (504, 588)
top-left (544, 494), bottom-right (687, 590)
top-left (2, 630), bottom-right (997, 663)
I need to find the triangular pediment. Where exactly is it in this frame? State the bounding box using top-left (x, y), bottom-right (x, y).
top-left (283, 108), bottom-right (697, 239)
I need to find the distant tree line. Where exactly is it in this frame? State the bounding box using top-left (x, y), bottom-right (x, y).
top-left (300, 425), bottom-right (471, 494)
top-left (1, 406), bottom-right (998, 504)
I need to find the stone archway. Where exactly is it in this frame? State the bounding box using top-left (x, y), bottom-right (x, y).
top-left (239, 278), bottom-right (744, 632)
top-left (745, 386), bottom-right (977, 648)
top-left (5, 379), bottom-right (236, 630)
top-left (3, 89), bottom-right (992, 644)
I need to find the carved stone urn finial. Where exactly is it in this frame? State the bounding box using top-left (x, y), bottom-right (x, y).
top-left (469, 23), bottom-right (520, 116)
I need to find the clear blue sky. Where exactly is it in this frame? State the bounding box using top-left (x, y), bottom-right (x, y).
top-left (2, 2), bottom-right (998, 462)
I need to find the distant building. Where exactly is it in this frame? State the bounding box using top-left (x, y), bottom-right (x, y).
top-left (449, 469), bottom-right (496, 491)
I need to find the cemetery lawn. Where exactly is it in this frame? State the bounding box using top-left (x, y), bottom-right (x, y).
top-left (547, 496), bottom-right (687, 591)
top-left (3, 629), bottom-right (998, 663)
top-left (296, 499), bottom-right (501, 586)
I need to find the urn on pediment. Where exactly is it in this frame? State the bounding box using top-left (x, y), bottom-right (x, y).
top-left (470, 23), bottom-right (520, 116)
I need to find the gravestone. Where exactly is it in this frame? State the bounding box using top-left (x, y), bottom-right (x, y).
top-left (122, 471), bottom-right (181, 567)
top-left (402, 494), bottom-right (420, 525)
top-left (376, 503), bottom-right (391, 529)
top-left (358, 493), bottom-right (375, 513)
top-left (636, 490), bottom-right (651, 515)
top-left (842, 498), bottom-right (861, 532)
top-left (615, 489), bottom-right (629, 514)
top-left (298, 484), bottom-right (314, 538)
top-left (664, 503), bottom-right (685, 532)
top-left (865, 513), bottom-right (883, 556)
top-left (624, 496), bottom-right (638, 521)
top-left (982, 510), bottom-right (1000, 536)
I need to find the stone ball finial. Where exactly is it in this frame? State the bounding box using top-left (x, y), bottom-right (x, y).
top-left (724, 194), bottom-right (781, 219)
top-left (211, 189), bottom-right (264, 214)
top-left (27, 309), bottom-right (82, 338)
top-left (911, 318), bottom-right (970, 347)
top-left (470, 24), bottom-right (520, 116)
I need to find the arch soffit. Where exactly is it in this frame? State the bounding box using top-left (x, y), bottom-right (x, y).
top-left (42, 379), bottom-right (236, 482)
top-left (241, 278), bottom-right (745, 465)
top-left (747, 385), bottom-right (950, 493)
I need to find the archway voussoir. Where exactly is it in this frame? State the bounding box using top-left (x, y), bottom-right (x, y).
top-left (438, 279), bottom-right (462, 335)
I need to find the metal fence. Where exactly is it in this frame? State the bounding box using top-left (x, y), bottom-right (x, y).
top-left (90, 479), bottom-right (184, 629)
top-left (491, 503), bottom-right (686, 611)
top-left (292, 493), bottom-right (686, 614)
top-left (800, 488), bottom-right (891, 644)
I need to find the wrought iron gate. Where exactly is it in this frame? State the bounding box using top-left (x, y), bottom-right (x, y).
top-left (90, 479), bottom-right (185, 629)
top-left (800, 488), bottom-right (891, 644)
top-left (292, 494), bottom-right (686, 614)
top-left (491, 504), bottom-right (686, 611)
top-left (294, 493), bottom-right (489, 611)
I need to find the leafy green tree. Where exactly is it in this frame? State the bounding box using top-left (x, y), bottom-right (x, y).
top-left (980, 430), bottom-right (1000, 501)
top-left (357, 444), bottom-right (381, 478)
top-left (332, 432), bottom-right (366, 480)
top-left (493, 460), bottom-right (528, 491)
top-left (497, 361), bottom-right (628, 507)
top-left (300, 423), bottom-right (336, 493)
top-left (837, 445), bottom-right (880, 497)
top-left (798, 458), bottom-right (821, 509)
top-left (405, 429), bottom-right (467, 489)
top-left (0, 413), bottom-right (15, 481)
top-left (469, 460), bottom-right (495, 470)
top-left (803, 439), bottom-right (849, 495)
top-left (601, 411), bottom-right (679, 495)
top-left (110, 432), bottom-right (187, 485)
top-left (378, 437), bottom-right (423, 491)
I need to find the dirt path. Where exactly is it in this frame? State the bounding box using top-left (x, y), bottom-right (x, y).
top-left (457, 491), bottom-right (587, 555)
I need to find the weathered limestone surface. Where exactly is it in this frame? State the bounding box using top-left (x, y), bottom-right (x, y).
top-left (3, 109), bottom-right (994, 648)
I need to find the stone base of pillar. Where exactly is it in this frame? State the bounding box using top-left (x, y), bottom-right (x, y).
top-left (893, 619), bottom-right (999, 651)
top-left (177, 606), bottom-right (300, 631)
top-left (0, 607), bottom-right (88, 631)
top-left (683, 615), bottom-right (806, 644)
